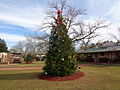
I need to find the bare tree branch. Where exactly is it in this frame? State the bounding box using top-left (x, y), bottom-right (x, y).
top-left (109, 27), bottom-right (120, 41)
top-left (37, 0), bottom-right (109, 51)
top-left (72, 20), bottom-right (109, 42)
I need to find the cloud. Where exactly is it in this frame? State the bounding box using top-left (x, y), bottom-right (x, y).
top-left (0, 0), bottom-right (50, 48)
top-left (0, 21), bottom-right (25, 31)
top-left (0, 0), bottom-right (47, 30)
top-left (86, 0), bottom-right (111, 14)
top-left (86, 0), bottom-right (120, 22)
top-left (106, 0), bottom-right (120, 21)
top-left (85, 0), bottom-right (118, 21)
top-left (0, 32), bottom-right (26, 42)
top-left (83, 1), bottom-right (120, 41)
top-left (0, 14), bottom-right (39, 29)
top-left (82, 17), bottom-right (120, 42)
top-left (1, 0), bottom-right (120, 49)
top-left (0, 32), bottom-right (26, 48)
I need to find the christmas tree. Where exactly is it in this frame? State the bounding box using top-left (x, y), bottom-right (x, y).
top-left (43, 10), bottom-right (77, 76)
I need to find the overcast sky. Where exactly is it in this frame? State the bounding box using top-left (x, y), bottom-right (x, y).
top-left (0, 0), bottom-right (120, 49)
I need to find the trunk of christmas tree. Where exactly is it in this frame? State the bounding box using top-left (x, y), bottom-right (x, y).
top-left (43, 10), bottom-right (77, 76)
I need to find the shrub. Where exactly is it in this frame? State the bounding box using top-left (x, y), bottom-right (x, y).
top-left (99, 57), bottom-right (108, 63)
top-left (24, 53), bottom-right (33, 63)
top-left (84, 56), bottom-right (94, 62)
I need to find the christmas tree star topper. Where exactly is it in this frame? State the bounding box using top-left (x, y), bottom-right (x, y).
top-left (57, 9), bottom-right (62, 24)
top-left (57, 9), bottom-right (62, 14)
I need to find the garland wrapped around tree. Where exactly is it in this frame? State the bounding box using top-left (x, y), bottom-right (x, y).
top-left (43, 10), bottom-right (77, 76)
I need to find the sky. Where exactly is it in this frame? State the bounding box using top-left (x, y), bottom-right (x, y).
top-left (0, 0), bottom-right (120, 49)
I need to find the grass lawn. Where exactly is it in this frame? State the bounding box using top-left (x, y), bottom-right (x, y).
top-left (0, 61), bottom-right (45, 68)
top-left (0, 62), bottom-right (120, 90)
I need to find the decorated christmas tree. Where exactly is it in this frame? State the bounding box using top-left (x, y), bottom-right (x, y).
top-left (43, 10), bottom-right (77, 76)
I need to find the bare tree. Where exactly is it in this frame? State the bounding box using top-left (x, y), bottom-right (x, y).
top-left (9, 41), bottom-right (26, 54)
top-left (80, 37), bottom-right (94, 50)
top-left (23, 35), bottom-right (47, 55)
top-left (10, 35), bottom-right (47, 55)
top-left (72, 20), bottom-right (109, 42)
top-left (110, 27), bottom-right (120, 41)
top-left (39, 0), bottom-right (108, 44)
top-left (109, 27), bottom-right (120, 45)
top-left (21, 0), bottom-right (108, 54)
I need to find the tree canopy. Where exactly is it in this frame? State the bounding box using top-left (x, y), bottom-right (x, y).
top-left (0, 38), bottom-right (8, 52)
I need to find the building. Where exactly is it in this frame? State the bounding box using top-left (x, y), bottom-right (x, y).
top-left (11, 53), bottom-right (24, 63)
top-left (0, 52), bottom-right (10, 63)
top-left (0, 52), bottom-right (24, 64)
top-left (78, 45), bottom-right (120, 63)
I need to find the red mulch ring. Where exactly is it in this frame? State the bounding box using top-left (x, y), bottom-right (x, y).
top-left (38, 71), bottom-right (84, 81)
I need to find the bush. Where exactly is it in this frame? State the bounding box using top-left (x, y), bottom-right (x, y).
top-left (77, 54), bottom-right (86, 62)
top-left (84, 56), bottom-right (94, 62)
top-left (0, 62), bottom-right (9, 64)
top-left (24, 53), bottom-right (33, 63)
top-left (113, 57), bottom-right (120, 63)
top-left (99, 57), bottom-right (108, 63)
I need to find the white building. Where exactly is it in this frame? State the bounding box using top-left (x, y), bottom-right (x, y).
top-left (0, 52), bottom-right (10, 63)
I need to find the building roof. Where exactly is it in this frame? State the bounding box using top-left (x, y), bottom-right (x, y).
top-left (0, 52), bottom-right (9, 54)
top-left (79, 46), bottom-right (120, 53)
top-left (11, 53), bottom-right (22, 55)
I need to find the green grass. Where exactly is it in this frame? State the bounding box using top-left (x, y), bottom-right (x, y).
top-left (0, 61), bottom-right (44, 68)
top-left (0, 63), bottom-right (120, 90)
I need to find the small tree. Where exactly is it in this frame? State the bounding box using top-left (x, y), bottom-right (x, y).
top-left (43, 10), bottom-right (77, 76)
top-left (0, 38), bottom-right (8, 52)
top-left (24, 53), bottom-right (33, 63)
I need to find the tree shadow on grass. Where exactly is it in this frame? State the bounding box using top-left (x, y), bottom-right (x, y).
top-left (0, 72), bottom-right (42, 80)
top-left (80, 62), bottom-right (120, 67)
top-left (88, 64), bottom-right (120, 68)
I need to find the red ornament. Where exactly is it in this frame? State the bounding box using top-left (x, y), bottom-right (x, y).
top-left (57, 9), bottom-right (62, 24)
top-left (52, 61), bottom-right (56, 66)
top-left (57, 9), bottom-right (62, 14)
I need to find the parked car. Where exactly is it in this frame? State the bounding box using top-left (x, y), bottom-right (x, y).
top-left (40, 55), bottom-right (46, 61)
top-left (35, 55), bottom-right (40, 61)
top-left (13, 59), bottom-right (21, 63)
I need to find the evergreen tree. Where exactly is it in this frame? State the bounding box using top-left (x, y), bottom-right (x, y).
top-left (24, 53), bottom-right (33, 63)
top-left (43, 10), bottom-right (77, 76)
top-left (0, 38), bottom-right (8, 52)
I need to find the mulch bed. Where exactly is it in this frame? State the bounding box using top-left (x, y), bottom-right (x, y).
top-left (38, 71), bottom-right (84, 81)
